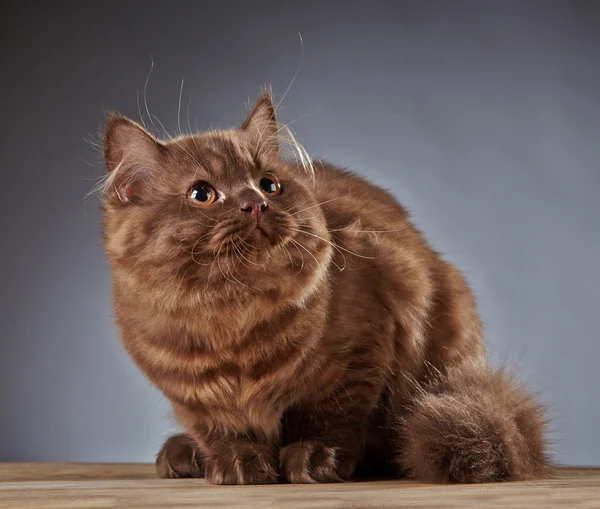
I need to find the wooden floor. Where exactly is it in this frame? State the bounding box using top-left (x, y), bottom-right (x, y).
top-left (0, 464), bottom-right (598, 508)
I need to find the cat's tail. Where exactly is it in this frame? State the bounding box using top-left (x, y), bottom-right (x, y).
top-left (395, 360), bottom-right (551, 483)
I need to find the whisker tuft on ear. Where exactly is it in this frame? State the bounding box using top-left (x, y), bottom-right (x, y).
top-left (277, 121), bottom-right (315, 178)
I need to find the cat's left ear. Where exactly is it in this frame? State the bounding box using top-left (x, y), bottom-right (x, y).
top-left (103, 115), bottom-right (164, 203)
top-left (241, 92), bottom-right (279, 158)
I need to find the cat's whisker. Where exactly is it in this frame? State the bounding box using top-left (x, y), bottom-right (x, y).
top-left (292, 236), bottom-right (344, 272)
top-left (274, 32), bottom-right (303, 115)
top-left (283, 194), bottom-right (313, 215)
top-left (295, 222), bottom-right (405, 235)
top-left (136, 90), bottom-right (147, 130)
top-left (217, 241), bottom-right (251, 290)
top-left (293, 213), bottom-right (323, 223)
top-left (288, 238), bottom-right (305, 277)
top-left (228, 244), bottom-right (243, 274)
top-left (289, 238), bottom-right (323, 271)
top-left (178, 194), bottom-right (186, 221)
top-left (289, 196), bottom-right (345, 217)
top-left (138, 82), bottom-right (208, 186)
top-left (256, 114), bottom-right (315, 163)
top-left (177, 78), bottom-right (184, 136)
top-left (216, 241), bottom-right (236, 285)
top-left (237, 235), bottom-right (256, 252)
top-left (190, 249), bottom-right (212, 266)
top-left (193, 209), bottom-right (220, 224)
top-left (187, 229), bottom-right (220, 266)
top-left (281, 126), bottom-right (314, 177)
top-left (294, 228), bottom-right (348, 270)
top-left (231, 249), bottom-right (258, 293)
top-left (186, 96), bottom-right (194, 136)
top-left (289, 230), bottom-right (346, 271)
top-left (326, 226), bottom-right (406, 234)
top-left (231, 241), bottom-right (251, 269)
top-left (142, 55), bottom-right (155, 131)
top-left (150, 113), bottom-right (206, 172)
top-left (278, 234), bottom-right (296, 268)
top-left (234, 235), bottom-right (263, 266)
top-left (208, 245), bottom-right (220, 280)
top-left (289, 227), bottom-right (374, 261)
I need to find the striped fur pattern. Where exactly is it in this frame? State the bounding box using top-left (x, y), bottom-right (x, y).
top-left (101, 93), bottom-right (549, 484)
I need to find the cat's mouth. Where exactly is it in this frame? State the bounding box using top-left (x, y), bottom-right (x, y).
top-left (242, 213), bottom-right (292, 245)
top-left (202, 213), bottom-right (295, 261)
top-left (245, 220), bottom-right (281, 247)
top-left (252, 225), bottom-right (268, 237)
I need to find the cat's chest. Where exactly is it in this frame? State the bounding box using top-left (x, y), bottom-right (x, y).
top-left (127, 331), bottom-right (296, 413)
top-left (171, 368), bottom-right (267, 407)
top-left (162, 360), bottom-right (291, 434)
top-left (121, 298), bottom-right (325, 428)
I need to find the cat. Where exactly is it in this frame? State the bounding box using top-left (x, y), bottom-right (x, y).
top-left (100, 92), bottom-right (549, 484)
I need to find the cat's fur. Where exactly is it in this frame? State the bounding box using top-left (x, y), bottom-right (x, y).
top-left (101, 93), bottom-right (549, 484)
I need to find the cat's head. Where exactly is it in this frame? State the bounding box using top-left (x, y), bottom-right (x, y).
top-left (101, 93), bottom-right (331, 309)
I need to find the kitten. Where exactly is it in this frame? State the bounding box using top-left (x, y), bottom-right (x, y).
top-left (101, 93), bottom-right (549, 484)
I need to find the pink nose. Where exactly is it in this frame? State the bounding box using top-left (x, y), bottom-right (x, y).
top-left (240, 201), bottom-right (268, 221)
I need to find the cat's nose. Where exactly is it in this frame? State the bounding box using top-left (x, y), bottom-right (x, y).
top-left (240, 201), bottom-right (268, 221)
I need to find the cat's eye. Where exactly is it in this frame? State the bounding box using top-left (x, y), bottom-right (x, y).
top-left (187, 183), bottom-right (217, 206)
top-left (259, 174), bottom-right (281, 196)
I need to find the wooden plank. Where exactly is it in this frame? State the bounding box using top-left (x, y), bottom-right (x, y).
top-left (0, 464), bottom-right (598, 508)
top-left (0, 463), bottom-right (156, 482)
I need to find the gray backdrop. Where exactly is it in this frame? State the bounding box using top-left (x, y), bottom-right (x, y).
top-left (1, 1), bottom-right (598, 466)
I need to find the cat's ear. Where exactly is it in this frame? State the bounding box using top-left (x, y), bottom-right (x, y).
top-left (241, 92), bottom-right (279, 158)
top-left (103, 115), bottom-right (163, 203)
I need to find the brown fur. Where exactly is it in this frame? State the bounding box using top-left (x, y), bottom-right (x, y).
top-left (101, 93), bottom-right (550, 485)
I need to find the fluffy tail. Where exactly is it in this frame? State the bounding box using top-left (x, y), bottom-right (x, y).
top-left (396, 361), bottom-right (550, 483)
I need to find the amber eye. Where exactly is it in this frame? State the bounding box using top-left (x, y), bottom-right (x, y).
top-left (187, 183), bottom-right (217, 206)
top-left (259, 174), bottom-right (281, 196)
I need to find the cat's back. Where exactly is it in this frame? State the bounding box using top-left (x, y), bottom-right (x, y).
top-left (311, 161), bottom-right (411, 229)
top-left (309, 161), bottom-right (484, 375)
top-left (307, 160), bottom-right (435, 326)
top-left (309, 161), bottom-right (430, 262)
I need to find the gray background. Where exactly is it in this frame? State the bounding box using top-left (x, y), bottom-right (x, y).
top-left (1, 0), bottom-right (598, 466)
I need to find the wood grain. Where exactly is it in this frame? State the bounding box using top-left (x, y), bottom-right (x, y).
top-left (0, 464), bottom-right (598, 508)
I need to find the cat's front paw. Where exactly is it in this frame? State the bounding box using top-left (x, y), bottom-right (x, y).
top-left (205, 442), bottom-right (278, 485)
top-left (280, 441), bottom-right (349, 483)
top-left (156, 434), bottom-right (204, 479)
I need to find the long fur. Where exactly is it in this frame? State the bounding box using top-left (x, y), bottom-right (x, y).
top-left (100, 93), bottom-right (550, 485)
top-left (398, 362), bottom-right (550, 483)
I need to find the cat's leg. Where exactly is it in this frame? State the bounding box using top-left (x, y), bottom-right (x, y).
top-left (279, 383), bottom-right (380, 483)
top-left (174, 406), bottom-right (280, 485)
top-left (394, 361), bottom-right (550, 483)
top-left (200, 434), bottom-right (279, 485)
top-left (279, 408), bottom-right (364, 483)
top-left (156, 433), bottom-right (204, 478)
top-left (159, 432), bottom-right (278, 484)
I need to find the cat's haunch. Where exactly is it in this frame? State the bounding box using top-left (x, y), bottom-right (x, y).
top-left (101, 92), bottom-right (549, 484)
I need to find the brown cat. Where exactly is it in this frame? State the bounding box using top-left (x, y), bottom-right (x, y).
top-left (100, 93), bottom-right (549, 484)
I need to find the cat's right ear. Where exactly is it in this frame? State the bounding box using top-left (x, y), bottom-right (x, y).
top-left (242, 93), bottom-right (279, 158)
top-left (103, 115), bottom-right (163, 203)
